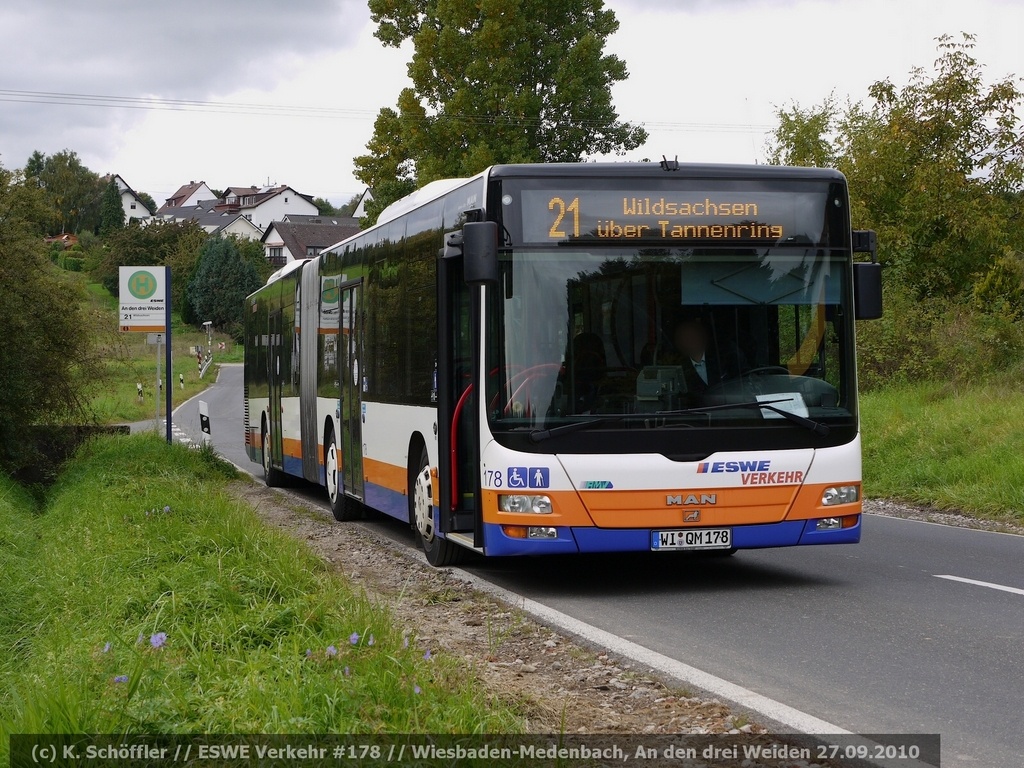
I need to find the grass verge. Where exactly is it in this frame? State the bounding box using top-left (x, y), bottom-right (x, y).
top-left (0, 434), bottom-right (520, 757)
top-left (79, 277), bottom-right (242, 423)
top-left (860, 381), bottom-right (1024, 521)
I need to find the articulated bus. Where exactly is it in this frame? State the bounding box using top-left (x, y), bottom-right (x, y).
top-left (244, 162), bottom-right (882, 565)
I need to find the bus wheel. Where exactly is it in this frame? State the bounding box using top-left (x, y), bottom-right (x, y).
top-left (262, 427), bottom-right (283, 488)
top-left (325, 430), bottom-right (358, 522)
top-left (412, 446), bottom-right (464, 567)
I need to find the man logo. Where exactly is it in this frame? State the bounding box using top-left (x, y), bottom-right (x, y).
top-left (684, 510), bottom-right (700, 522)
top-left (666, 493), bottom-right (717, 506)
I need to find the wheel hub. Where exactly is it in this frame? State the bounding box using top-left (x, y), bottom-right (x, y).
top-left (414, 466), bottom-right (434, 542)
top-left (326, 442), bottom-right (340, 502)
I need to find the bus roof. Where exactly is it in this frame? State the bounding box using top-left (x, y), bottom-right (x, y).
top-left (485, 161), bottom-right (846, 183)
top-left (321, 161), bottom-right (846, 256)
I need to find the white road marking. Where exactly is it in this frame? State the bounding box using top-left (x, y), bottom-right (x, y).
top-left (935, 574), bottom-right (1024, 596)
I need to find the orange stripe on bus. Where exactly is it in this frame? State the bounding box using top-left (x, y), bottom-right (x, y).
top-left (579, 486), bottom-right (798, 528)
top-left (363, 457), bottom-right (407, 495)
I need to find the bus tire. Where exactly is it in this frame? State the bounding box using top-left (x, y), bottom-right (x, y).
top-left (325, 427), bottom-right (359, 522)
top-left (412, 445), bottom-right (464, 567)
top-left (262, 425), bottom-right (284, 488)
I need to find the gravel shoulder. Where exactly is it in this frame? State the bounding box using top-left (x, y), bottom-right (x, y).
top-left (862, 497), bottom-right (1024, 535)
top-left (230, 480), bottom-right (989, 766)
top-left (230, 481), bottom-right (878, 768)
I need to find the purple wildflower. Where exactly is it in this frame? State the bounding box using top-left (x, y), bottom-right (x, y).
top-left (349, 632), bottom-right (360, 645)
top-left (326, 645), bottom-right (338, 657)
top-left (113, 675), bottom-right (129, 684)
top-left (423, 649), bottom-right (432, 661)
top-left (102, 642), bottom-right (111, 653)
top-left (403, 636), bottom-right (409, 649)
top-left (305, 649), bottom-right (312, 658)
top-left (163, 506), bottom-right (171, 514)
top-left (343, 666), bottom-right (350, 676)
top-left (150, 632), bottom-right (167, 649)
top-left (414, 684), bottom-right (422, 695)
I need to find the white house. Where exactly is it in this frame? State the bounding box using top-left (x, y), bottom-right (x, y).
top-left (262, 215), bottom-right (360, 267)
top-left (159, 181), bottom-right (216, 213)
top-left (216, 185), bottom-right (318, 231)
top-left (351, 188), bottom-right (373, 218)
top-left (154, 199), bottom-right (263, 240)
top-left (111, 174), bottom-right (153, 222)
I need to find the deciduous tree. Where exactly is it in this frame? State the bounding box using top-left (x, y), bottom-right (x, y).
top-left (33, 149), bottom-right (104, 235)
top-left (355, 0), bottom-right (647, 221)
top-left (0, 163), bottom-right (100, 474)
top-left (767, 34), bottom-right (1024, 300)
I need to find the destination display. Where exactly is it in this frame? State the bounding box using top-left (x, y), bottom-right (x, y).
top-left (519, 187), bottom-right (828, 246)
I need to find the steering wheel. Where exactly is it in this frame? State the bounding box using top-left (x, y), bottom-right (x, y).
top-left (743, 365), bottom-right (790, 377)
top-left (490, 363), bottom-right (563, 416)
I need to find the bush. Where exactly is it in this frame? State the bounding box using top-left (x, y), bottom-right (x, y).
top-left (973, 252), bottom-right (1024, 320)
top-left (856, 281), bottom-right (1024, 390)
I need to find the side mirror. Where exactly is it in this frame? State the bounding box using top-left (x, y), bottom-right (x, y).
top-left (462, 221), bottom-right (499, 285)
top-left (852, 229), bottom-right (882, 320)
top-left (853, 262), bottom-right (883, 320)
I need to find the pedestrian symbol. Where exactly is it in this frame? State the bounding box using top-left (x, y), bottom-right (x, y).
top-left (529, 467), bottom-right (550, 488)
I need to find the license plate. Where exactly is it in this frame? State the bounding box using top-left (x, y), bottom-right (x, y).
top-left (652, 528), bottom-right (732, 550)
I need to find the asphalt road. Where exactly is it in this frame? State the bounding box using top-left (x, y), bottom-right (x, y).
top-left (182, 365), bottom-right (1024, 768)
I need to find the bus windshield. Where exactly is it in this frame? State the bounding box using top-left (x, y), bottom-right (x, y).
top-left (486, 246), bottom-right (856, 444)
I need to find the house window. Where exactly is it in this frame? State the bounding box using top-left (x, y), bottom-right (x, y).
top-left (306, 246), bottom-right (321, 257)
top-left (243, 214), bottom-right (252, 221)
top-left (268, 247), bottom-right (284, 266)
top-left (130, 203), bottom-right (137, 209)
top-left (285, 197), bottom-right (289, 203)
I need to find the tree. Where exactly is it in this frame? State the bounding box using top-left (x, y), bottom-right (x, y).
top-left (186, 237), bottom-right (263, 340)
top-left (137, 191), bottom-right (157, 215)
top-left (338, 191), bottom-right (364, 217)
top-left (99, 178), bottom-right (125, 236)
top-left (30, 149), bottom-right (104, 235)
top-left (0, 163), bottom-right (101, 474)
top-left (767, 34), bottom-right (1024, 301)
top-left (312, 196), bottom-right (339, 215)
top-left (95, 219), bottom-right (206, 297)
top-left (24, 150), bottom-right (45, 183)
top-left (355, 0), bottom-right (647, 221)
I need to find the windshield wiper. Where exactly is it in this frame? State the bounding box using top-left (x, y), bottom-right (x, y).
top-left (658, 398), bottom-right (830, 436)
top-left (528, 417), bottom-right (618, 443)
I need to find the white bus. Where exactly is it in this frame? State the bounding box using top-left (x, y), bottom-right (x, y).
top-left (244, 162), bottom-right (882, 565)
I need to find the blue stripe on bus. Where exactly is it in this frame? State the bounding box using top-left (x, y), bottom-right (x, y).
top-left (364, 481), bottom-right (410, 523)
top-left (479, 518), bottom-right (860, 556)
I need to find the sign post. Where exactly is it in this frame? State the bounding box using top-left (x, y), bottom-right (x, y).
top-left (120, 266), bottom-right (172, 445)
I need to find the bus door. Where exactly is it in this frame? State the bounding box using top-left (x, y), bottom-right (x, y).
top-left (339, 281), bottom-right (365, 501)
top-left (437, 251), bottom-right (479, 540)
top-left (268, 310), bottom-right (284, 469)
top-left (299, 262), bottom-right (321, 482)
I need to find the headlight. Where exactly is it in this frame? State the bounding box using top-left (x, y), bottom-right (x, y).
top-left (822, 485), bottom-right (859, 506)
top-left (499, 494), bottom-right (552, 513)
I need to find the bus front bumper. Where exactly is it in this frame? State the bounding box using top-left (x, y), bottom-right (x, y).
top-left (475, 516), bottom-right (860, 556)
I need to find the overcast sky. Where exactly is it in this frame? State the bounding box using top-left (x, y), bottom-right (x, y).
top-left (1, 0), bottom-right (1021, 207)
